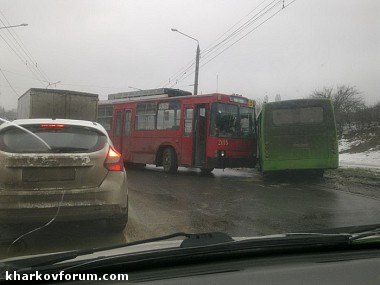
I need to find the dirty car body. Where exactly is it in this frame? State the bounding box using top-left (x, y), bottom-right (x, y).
top-left (0, 119), bottom-right (128, 231)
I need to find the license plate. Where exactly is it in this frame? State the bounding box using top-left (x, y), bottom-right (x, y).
top-left (22, 168), bottom-right (76, 182)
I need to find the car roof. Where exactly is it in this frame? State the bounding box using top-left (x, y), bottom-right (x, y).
top-left (1, 118), bottom-right (108, 135)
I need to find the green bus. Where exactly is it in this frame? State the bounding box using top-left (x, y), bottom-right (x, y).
top-left (257, 99), bottom-right (339, 175)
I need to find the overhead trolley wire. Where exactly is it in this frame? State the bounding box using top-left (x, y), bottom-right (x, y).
top-left (0, 32), bottom-right (47, 85)
top-left (160, 59), bottom-right (195, 88)
top-left (201, 0), bottom-right (297, 68)
top-left (164, 0), bottom-right (297, 89)
top-left (161, 0), bottom-right (269, 89)
top-left (0, 69), bottom-right (20, 96)
top-left (201, 0), bottom-right (277, 57)
top-left (0, 9), bottom-right (50, 85)
top-left (0, 10), bottom-right (50, 83)
top-left (166, 0), bottom-right (282, 88)
top-left (201, 1), bottom-right (283, 68)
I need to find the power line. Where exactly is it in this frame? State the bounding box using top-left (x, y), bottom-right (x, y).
top-left (160, 59), bottom-right (195, 88)
top-left (0, 68), bottom-right (48, 83)
top-left (165, 0), bottom-right (282, 88)
top-left (168, 0), bottom-right (297, 88)
top-left (0, 17), bottom-right (49, 82)
top-left (0, 69), bottom-right (20, 96)
top-left (0, 32), bottom-right (48, 85)
top-left (201, 0), bottom-right (281, 61)
top-left (0, 9), bottom-right (51, 84)
top-left (0, 31), bottom-right (47, 84)
top-left (201, 1), bottom-right (283, 68)
top-left (161, 0), bottom-right (270, 89)
top-left (0, 9), bottom-right (49, 82)
top-left (202, 0), bottom-right (297, 68)
top-left (168, 62), bottom-right (197, 89)
top-left (202, 0), bottom-right (278, 57)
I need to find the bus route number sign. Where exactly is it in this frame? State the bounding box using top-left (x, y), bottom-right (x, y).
top-left (218, 139), bottom-right (229, 146)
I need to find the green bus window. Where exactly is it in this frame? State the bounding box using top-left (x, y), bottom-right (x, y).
top-left (272, 107), bottom-right (323, 125)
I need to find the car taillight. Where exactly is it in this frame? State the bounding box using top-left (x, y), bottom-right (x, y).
top-left (104, 147), bottom-right (124, 171)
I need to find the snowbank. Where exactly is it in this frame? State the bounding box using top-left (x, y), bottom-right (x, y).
top-left (339, 150), bottom-right (380, 170)
top-left (338, 127), bottom-right (380, 170)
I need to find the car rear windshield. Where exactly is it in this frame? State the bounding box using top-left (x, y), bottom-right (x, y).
top-left (0, 124), bottom-right (107, 153)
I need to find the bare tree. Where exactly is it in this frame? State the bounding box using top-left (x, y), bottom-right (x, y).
top-left (354, 101), bottom-right (380, 128)
top-left (311, 86), bottom-right (334, 100)
top-left (255, 95), bottom-right (269, 114)
top-left (275, 94), bottom-right (281, 102)
top-left (310, 85), bottom-right (365, 130)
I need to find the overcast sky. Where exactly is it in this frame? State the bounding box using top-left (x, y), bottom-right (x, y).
top-left (0, 0), bottom-right (379, 110)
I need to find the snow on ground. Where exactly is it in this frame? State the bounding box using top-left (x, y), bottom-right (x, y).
top-left (339, 138), bottom-right (364, 152)
top-left (338, 132), bottom-right (380, 170)
top-left (339, 150), bottom-right (380, 170)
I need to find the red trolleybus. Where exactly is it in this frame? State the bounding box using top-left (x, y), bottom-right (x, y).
top-left (98, 88), bottom-right (257, 173)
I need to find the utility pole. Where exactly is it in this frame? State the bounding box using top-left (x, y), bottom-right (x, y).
top-left (171, 28), bottom-right (200, 95)
top-left (194, 43), bottom-right (200, 95)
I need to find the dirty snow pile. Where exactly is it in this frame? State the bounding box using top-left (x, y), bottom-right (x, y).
top-left (339, 137), bottom-right (380, 170)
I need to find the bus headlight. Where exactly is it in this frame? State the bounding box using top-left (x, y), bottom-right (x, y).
top-left (219, 150), bottom-right (226, 157)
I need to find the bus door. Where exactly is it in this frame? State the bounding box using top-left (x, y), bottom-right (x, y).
top-left (113, 110), bottom-right (123, 153)
top-left (181, 105), bottom-right (194, 166)
top-left (122, 109), bottom-right (132, 161)
top-left (194, 104), bottom-right (207, 167)
top-left (181, 104), bottom-right (208, 167)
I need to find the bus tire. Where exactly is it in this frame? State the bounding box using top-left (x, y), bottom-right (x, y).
top-left (162, 147), bottom-right (178, 173)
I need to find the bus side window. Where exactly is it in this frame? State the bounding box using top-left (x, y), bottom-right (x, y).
top-left (115, 111), bottom-right (122, 136)
top-left (97, 105), bottom-right (113, 131)
top-left (157, 101), bottom-right (181, 130)
top-left (184, 108), bottom-right (193, 136)
top-left (135, 103), bottom-right (157, 130)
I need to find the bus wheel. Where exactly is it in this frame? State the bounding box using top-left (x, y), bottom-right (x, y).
top-left (163, 147), bottom-right (178, 173)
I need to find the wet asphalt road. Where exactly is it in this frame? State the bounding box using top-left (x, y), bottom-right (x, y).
top-left (125, 166), bottom-right (380, 241)
top-left (1, 166), bottom-right (380, 258)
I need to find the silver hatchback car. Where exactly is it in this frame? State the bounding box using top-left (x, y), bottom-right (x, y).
top-left (0, 118), bottom-right (128, 232)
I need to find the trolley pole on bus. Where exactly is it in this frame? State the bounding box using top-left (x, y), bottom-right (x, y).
top-left (171, 28), bottom-right (200, 95)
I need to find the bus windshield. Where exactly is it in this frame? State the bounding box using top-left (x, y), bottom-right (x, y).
top-left (210, 103), bottom-right (255, 138)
